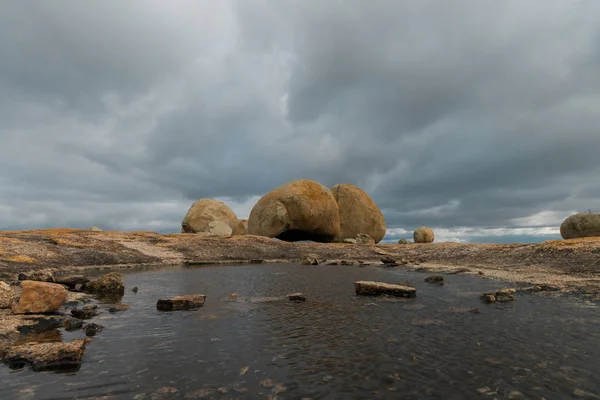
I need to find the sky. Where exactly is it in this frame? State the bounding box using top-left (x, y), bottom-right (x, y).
top-left (1, 1), bottom-right (600, 243)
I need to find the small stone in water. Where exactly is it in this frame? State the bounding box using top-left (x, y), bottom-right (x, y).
top-left (83, 323), bottom-right (104, 337)
top-left (240, 366), bottom-right (249, 375)
top-left (109, 303), bottom-right (130, 313)
top-left (287, 293), bottom-right (306, 302)
top-left (150, 387), bottom-right (179, 400)
top-left (260, 379), bottom-right (275, 388)
top-left (156, 294), bottom-right (206, 311)
top-left (132, 286), bottom-right (139, 293)
top-left (424, 276), bottom-right (444, 285)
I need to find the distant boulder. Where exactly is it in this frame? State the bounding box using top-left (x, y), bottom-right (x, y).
top-left (89, 226), bottom-right (103, 232)
top-left (414, 227), bottom-right (434, 243)
top-left (331, 184), bottom-right (386, 243)
top-left (234, 219), bottom-right (248, 235)
top-left (247, 179), bottom-right (341, 242)
top-left (560, 213), bottom-right (600, 239)
top-left (181, 199), bottom-right (238, 235)
top-left (398, 238), bottom-right (410, 244)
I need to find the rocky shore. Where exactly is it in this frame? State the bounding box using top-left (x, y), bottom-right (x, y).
top-left (0, 229), bottom-right (598, 295)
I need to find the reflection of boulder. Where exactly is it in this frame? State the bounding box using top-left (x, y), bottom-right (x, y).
top-left (331, 184), bottom-right (386, 243)
top-left (12, 281), bottom-right (67, 314)
top-left (560, 213), bottom-right (600, 239)
top-left (413, 227), bottom-right (434, 243)
top-left (248, 180), bottom-right (341, 242)
top-left (181, 199), bottom-right (238, 235)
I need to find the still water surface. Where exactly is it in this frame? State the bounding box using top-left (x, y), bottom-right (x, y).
top-left (1, 263), bottom-right (599, 399)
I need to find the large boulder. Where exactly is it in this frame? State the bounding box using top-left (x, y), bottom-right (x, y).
top-left (414, 226), bottom-right (434, 243)
top-left (0, 281), bottom-right (14, 309)
top-left (233, 219), bottom-right (248, 235)
top-left (247, 179), bottom-right (341, 242)
top-left (12, 281), bottom-right (67, 314)
top-left (181, 199), bottom-right (238, 235)
top-left (84, 272), bottom-right (124, 295)
top-left (560, 213), bottom-right (600, 240)
top-left (331, 184), bottom-right (386, 243)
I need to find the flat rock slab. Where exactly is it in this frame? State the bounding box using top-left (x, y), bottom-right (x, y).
top-left (0, 338), bottom-right (91, 371)
top-left (156, 294), bottom-right (206, 311)
top-left (355, 281), bottom-right (417, 298)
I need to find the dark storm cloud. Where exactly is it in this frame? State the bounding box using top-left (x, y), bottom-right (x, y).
top-left (1, 0), bottom-right (599, 240)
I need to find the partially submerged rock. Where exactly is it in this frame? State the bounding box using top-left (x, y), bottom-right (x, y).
top-left (356, 233), bottom-right (375, 245)
top-left (481, 288), bottom-right (516, 303)
top-left (83, 323), bottom-right (104, 337)
top-left (156, 294), bottom-right (206, 311)
top-left (301, 255), bottom-right (319, 265)
top-left (71, 305), bottom-right (100, 320)
top-left (414, 227), bottom-right (434, 243)
top-left (0, 338), bottom-right (91, 371)
top-left (54, 275), bottom-right (89, 290)
top-left (355, 281), bottom-right (417, 298)
top-left (424, 276), bottom-right (444, 285)
top-left (0, 281), bottom-right (14, 309)
top-left (84, 272), bottom-right (124, 295)
top-left (288, 293), bottom-right (306, 302)
top-left (12, 281), bottom-right (67, 314)
top-left (331, 183), bottom-right (386, 243)
top-left (109, 303), bottom-right (130, 313)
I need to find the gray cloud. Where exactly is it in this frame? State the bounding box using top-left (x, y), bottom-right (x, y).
top-left (1, 0), bottom-right (600, 241)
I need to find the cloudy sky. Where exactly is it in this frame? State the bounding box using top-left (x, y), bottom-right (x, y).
top-left (1, 1), bottom-right (599, 243)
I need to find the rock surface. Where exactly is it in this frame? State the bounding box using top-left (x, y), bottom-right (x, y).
top-left (560, 213), bottom-right (600, 239)
top-left (414, 227), bottom-right (435, 243)
top-left (354, 281), bottom-right (417, 297)
top-left (84, 272), bottom-right (124, 294)
top-left (356, 233), bottom-right (375, 245)
top-left (301, 255), bottom-right (319, 265)
top-left (109, 303), bottom-right (130, 313)
top-left (331, 183), bottom-right (386, 243)
top-left (0, 281), bottom-right (14, 309)
top-left (481, 288), bottom-right (516, 303)
top-left (342, 238), bottom-right (357, 244)
top-left (18, 270), bottom-right (55, 283)
top-left (247, 179), bottom-right (341, 242)
top-left (398, 238), bottom-right (410, 244)
top-left (12, 281), bottom-right (67, 314)
top-left (181, 198), bottom-right (238, 235)
top-left (156, 294), bottom-right (206, 311)
top-left (207, 220), bottom-right (233, 236)
top-left (234, 219), bottom-right (248, 235)
top-left (0, 339), bottom-right (91, 371)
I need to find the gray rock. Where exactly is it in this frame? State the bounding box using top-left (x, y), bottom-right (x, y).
top-left (156, 294), bottom-right (206, 311)
top-left (355, 281), bottom-right (417, 298)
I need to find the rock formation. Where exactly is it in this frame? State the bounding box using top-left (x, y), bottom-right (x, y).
top-left (181, 198), bottom-right (238, 235)
top-left (414, 226), bottom-right (434, 243)
top-left (560, 213), bottom-right (600, 239)
top-left (247, 179), bottom-right (341, 242)
top-left (331, 184), bottom-right (386, 243)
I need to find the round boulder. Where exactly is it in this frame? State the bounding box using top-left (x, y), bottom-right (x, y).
top-left (560, 213), bottom-right (600, 239)
top-left (247, 179), bottom-right (341, 242)
top-left (414, 227), bottom-right (434, 243)
top-left (181, 199), bottom-right (238, 235)
top-left (234, 219), bottom-right (248, 235)
top-left (331, 184), bottom-right (386, 243)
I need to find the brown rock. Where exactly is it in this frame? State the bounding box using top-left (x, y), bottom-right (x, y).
top-left (54, 275), bottom-right (89, 290)
top-left (414, 226), bottom-right (434, 243)
top-left (560, 213), bottom-right (600, 239)
top-left (481, 288), bottom-right (516, 303)
top-left (12, 281), bottom-right (67, 314)
top-left (301, 254), bottom-right (319, 265)
top-left (84, 272), bottom-right (124, 294)
top-left (234, 219), bottom-right (248, 235)
top-left (354, 281), bottom-right (417, 298)
top-left (288, 293), bottom-right (306, 302)
top-left (331, 183), bottom-right (386, 243)
top-left (0, 339), bottom-right (91, 371)
top-left (157, 294), bottom-right (206, 311)
top-left (381, 256), bottom-right (397, 265)
top-left (356, 233), bottom-right (375, 245)
top-left (247, 179), bottom-right (341, 242)
top-left (206, 220), bottom-right (233, 236)
top-left (109, 303), bottom-right (130, 313)
top-left (71, 305), bottom-right (100, 319)
top-left (18, 270), bottom-right (55, 283)
top-left (0, 281), bottom-right (14, 309)
top-left (424, 276), bottom-right (444, 285)
top-left (181, 198), bottom-right (238, 235)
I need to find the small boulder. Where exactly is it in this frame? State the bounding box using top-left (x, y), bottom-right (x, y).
top-left (181, 198), bottom-right (238, 235)
top-left (398, 238), bottom-right (410, 244)
top-left (157, 294), bottom-right (206, 311)
top-left (414, 227), bottom-right (434, 243)
top-left (381, 256), bottom-right (397, 265)
top-left (247, 179), bottom-right (341, 242)
top-left (132, 286), bottom-right (139, 293)
top-left (84, 272), bottom-right (124, 295)
top-left (71, 305), bottom-right (100, 320)
top-left (301, 255), bottom-right (319, 265)
top-left (0, 281), bottom-right (14, 309)
top-left (481, 288), bottom-right (516, 303)
top-left (83, 323), bottom-right (104, 337)
top-left (89, 226), bottom-right (103, 232)
top-left (355, 281), bottom-right (417, 298)
top-left (1, 339), bottom-right (91, 371)
top-left (109, 303), bottom-right (130, 313)
top-left (560, 213), bottom-right (600, 239)
top-left (356, 233), bottom-right (375, 245)
top-left (18, 270), bottom-right (55, 283)
top-left (424, 276), bottom-right (444, 285)
top-left (288, 293), bottom-right (306, 302)
top-left (12, 281), bottom-right (67, 314)
top-left (234, 219), bottom-right (248, 235)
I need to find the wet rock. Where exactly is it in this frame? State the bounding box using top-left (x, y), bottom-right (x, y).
top-left (301, 255), bottom-right (319, 265)
top-left (517, 285), bottom-right (560, 293)
top-left (84, 272), bottom-right (124, 295)
top-left (132, 286), bottom-right (139, 293)
top-left (424, 276), bottom-right (444, 285)
top-left (64, 318), bottom-right (84, 331)
top-left (356, 233), bottom-right (375, 245)
top-left (18, 270), bottom-right (55, 283)
top-left (83, 323), bottom-right (104, 337)
top-left (288, 293), bottom-right (306, 302)
top-left (71, 305), bottom-right (100, 320)
top-left (109, 303), bottom-right (130, 313)
top-left (184, 389), bottom-right (215, 399)
top-left (0, 338), bottom-right (91, 371)
top-left (381, 256), bottom-right (397, 266)
top-left (54, 275), bottom-right (89, 290)
top-left (0, 281), bottom-right (14, 309)
top-left (481, 288), bottom-right (516, 303)
top-left (157, 294), bottom-right (206, 311)
top-left (12, 281), bottom-right (67, 314)
top-left (355, 281), bottom-right (417, 298)
top-left (398, 238), bottom-right (410, 244)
